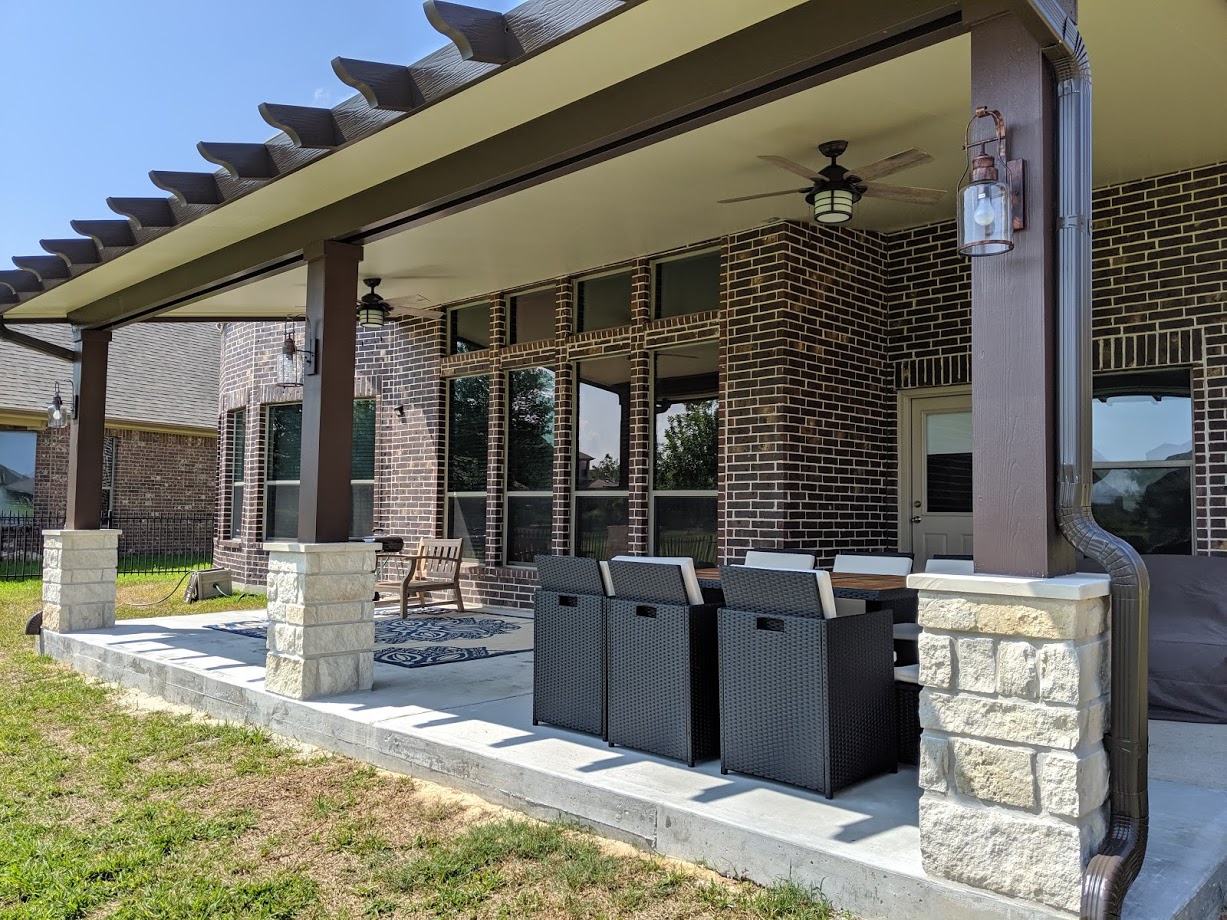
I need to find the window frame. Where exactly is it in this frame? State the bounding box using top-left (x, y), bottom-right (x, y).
top-left (648, 341), bottom-right (719, 561)
top-left (570, 353), bottom-right (633, 560)
top-left (262, 399), bottom-right (375, 542)
top-left (650, 247), bottom-right (722, 321)
top-left (226, 408), bottom-right (245, 539)
top-left (443, 374), bottom-right (491, 561)
top-left (573, 266), bottom-right (634, 334)
top-left (503, 365), bottom-right (556, 567)
top-left (446, 300), bottom-right (492, 355)
top-left (1090, 368), bottom-right (1195, 554)
top-left (507, 285), bottom-right (557, 346)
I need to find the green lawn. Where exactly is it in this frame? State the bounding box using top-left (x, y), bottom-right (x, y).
top-left (0, 576), bottom-right (852, 919)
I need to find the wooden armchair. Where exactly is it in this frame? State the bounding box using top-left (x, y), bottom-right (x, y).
top-left (374, 538), bottom-right (465, 618)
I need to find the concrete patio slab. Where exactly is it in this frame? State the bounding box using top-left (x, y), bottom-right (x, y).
top-left (38, 608), bottom-right (1227, 920)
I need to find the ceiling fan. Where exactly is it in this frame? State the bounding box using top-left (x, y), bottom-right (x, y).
top-left (718, 140), bottom-right (947, 224)
top-left (356, 277), bottom-right (442, 328)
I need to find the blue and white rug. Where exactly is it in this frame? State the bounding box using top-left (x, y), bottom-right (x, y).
top-left (206, 606), bottom-right (533, 670)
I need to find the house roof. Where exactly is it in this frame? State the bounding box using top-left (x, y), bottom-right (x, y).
top-left (0, 323), bottom-right (220, 433)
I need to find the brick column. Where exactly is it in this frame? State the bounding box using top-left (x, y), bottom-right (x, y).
top-left (40, 529), bottom-right (120, 632)
top-left (264, 541), bottom-right (376, 699)
top-left (912, 571), bottom-right (1111, 915)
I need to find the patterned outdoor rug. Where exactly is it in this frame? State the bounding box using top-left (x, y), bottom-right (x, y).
top-left (206, 606), bottom-right (534, 669)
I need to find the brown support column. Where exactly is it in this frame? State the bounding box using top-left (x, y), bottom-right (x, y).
top-left (66, 327), bottom-right (112, 530)
top-left (298, 240), bottom-right (364, 543)
top-left (969, 9), bottom-right (1073, 576)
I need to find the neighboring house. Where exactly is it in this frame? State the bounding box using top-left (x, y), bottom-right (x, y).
top-left (0, 323), bottom-right (220, 556)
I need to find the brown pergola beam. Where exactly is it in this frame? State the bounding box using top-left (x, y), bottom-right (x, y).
top-left (197, 142), bottom-right (280, 180)
top-left (424, 1), bottom-right (523, 65)
top-left (148, 170), bottom-right (223, 206)
top-left (258, 104), bottom-right (343, 149)
top-left (66, 328), bottom-right (112, 530)
top-left (0, 321), bottom-right (76, 362)
top-left (332, 58), bottom-right (425, 112)
top-left (297, 240), bottom-right (364, 543)
top-left (968, 10), bottom-right (1073, 577)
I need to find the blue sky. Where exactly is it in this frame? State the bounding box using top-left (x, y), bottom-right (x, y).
top-left (0, 0), bottom-right (520, 263)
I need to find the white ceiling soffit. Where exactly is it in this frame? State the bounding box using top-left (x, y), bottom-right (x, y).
top-left (160, 0), bottom-right (1227, 320)
top-left (3, 0), bottom-right (812, 321)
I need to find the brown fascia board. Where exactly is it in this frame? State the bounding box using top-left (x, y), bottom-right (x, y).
top-left (63, 0), bottom-right (963, 330)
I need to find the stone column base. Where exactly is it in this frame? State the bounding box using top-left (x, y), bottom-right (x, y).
top-left (41, 529), bottom-right (120, 633)
top-left (263, 542), bottom-right (377, 700)
top-left (909, 571), bottom-right (1112, 916)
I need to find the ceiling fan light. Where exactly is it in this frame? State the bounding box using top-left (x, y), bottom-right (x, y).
top-left (812, 186), bottom-right (855, 224)
top-left (357, 301), bottom-right (390, 328)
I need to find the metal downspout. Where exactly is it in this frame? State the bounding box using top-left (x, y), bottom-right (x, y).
top-left (1005, 2), bottom-right (1150, 917)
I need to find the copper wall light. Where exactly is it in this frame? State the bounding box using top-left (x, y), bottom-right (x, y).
top-left (958, 107), bottom-right (1025, 257)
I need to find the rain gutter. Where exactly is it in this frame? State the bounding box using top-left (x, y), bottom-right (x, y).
top-left (1004, 2), bottom-right (1150, 917)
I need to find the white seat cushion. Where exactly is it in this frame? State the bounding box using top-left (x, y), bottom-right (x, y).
top-left (598, 561), bottom-right (614, 597)
top-left (833, 553), bottom-right (913, 576)
top-left (609, 555), bottom-right (705, 606)
top-left (744, 550), bottom-right (815, 571)
top-left (895, 664), bottom-right (921, 685)
top-left (924, 557), bottom-right (975, 575)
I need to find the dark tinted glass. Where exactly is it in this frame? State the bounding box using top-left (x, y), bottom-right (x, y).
top-left (1092, 369), bottom-right (1192, 463)
top-left (350, 483), bottom-right (374, 538)
top-left (1092, 467), bottom-right (1191, 554)
top-left (229, 409), bottom-right (245, 484)
top-left (447, 496), bottom-right (487, 560)
top-left (655, 251), bottom-right (720, 319)
top-left (575, 494), bottom-right (629, 560)
top-left (230, 485), bottom-right (243, 538)
top-left (577, 271), bottom-right (632, 332)
top-left (449, 302), bottom-right (491, 354)
top-left (653, 496), bottom-right (718, 567)
top-left (654, 343), bottom-right (719, 491)
top-left (266, 483), bottom-right (299, 540)
top-left (507, 368), bottom-right (555, 492)
top-left (506, 496), bottom-right (553, 564)
top-left (352, 400), bottom-right (375, 480)
top-left (268, 404), bottom-right (302, 481)
top-left (576, 355), bottom-right (631, 490)
top-left (509, 288), bottom-right (556, 345)
top-left (447, 376), bottom-right (490, 492)
top-left (925, 411), bottom-right (972, 514)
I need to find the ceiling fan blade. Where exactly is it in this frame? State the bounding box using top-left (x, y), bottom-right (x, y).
top-left (860, 182), bottom-right (948, 204)
top-left (850, 148), bottom-right (933, 181)
top-left (717, 187), bottom-right (810, 204)
top-left (757, 155), bottom-right (822, 180)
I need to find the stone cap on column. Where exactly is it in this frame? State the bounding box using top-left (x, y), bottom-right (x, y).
top-left (907, 572), bottom-right (1110, 601)
top-left (262, 542), bottom-right (378, 554)
top-left (42, 529), bottom-right (122, 546)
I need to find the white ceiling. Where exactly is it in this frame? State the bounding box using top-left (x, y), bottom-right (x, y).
top-left (140, 0), bottom-right (1227, 319)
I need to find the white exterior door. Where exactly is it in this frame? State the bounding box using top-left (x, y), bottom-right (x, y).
top-left (906, 393), bottom-right (974, 566)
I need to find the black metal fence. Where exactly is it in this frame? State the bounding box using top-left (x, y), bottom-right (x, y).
top-left (0, 511), bottom-right (215, 580)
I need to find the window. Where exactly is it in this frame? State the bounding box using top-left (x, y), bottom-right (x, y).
top-left (574, 355), bottom-right (631, 560)
top-left (576, 270), bottom-right (632, 332)
top-left (654, 250), bottom-right (720, 319)
top-left (264, 400), bottom-right (376, 541)
top-left (508, 288), bottom-right (555, 345)
top-left (226, 409), bottom-right (245, 538)
top-left (0, 430), bottom-right (36, 517)
top-left (446, 376), bottom-right (490, 560)
top-left (506, 367), bottom-right (555, 564)
top-left (448, 302), bottom-right (491, 355)
top-left (100, 437), bottom-right (117, 525)
top-left (652, 342), bottom-right (719, 565)
top-left (1091, 369), bottom-right (1193, 554)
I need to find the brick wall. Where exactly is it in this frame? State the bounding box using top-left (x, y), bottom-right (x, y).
top-left (886, 159), bottom-right (1227, 553)
top-left (215, 157), bottom-right (1227, 601)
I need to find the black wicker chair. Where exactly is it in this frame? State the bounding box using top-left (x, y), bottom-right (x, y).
top-left (532, 555), bottom-right (608, 738)
top-left (605, 559), bottom-right (720, 766)
top-left (895, 666), bottom-right (922, 766)
top-left (717, 565), bottom-right (897, 797)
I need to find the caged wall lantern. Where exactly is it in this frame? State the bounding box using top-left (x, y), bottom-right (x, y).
top-left (957, 107), bottom-right (1025, 257)
top-left (46, 381), bottom-right (73, 429)
top-left (276, 316), bottom-right (315, 387)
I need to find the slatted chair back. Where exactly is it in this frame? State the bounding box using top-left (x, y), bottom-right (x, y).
top-left (414, 538), bottom-right (463, 581)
